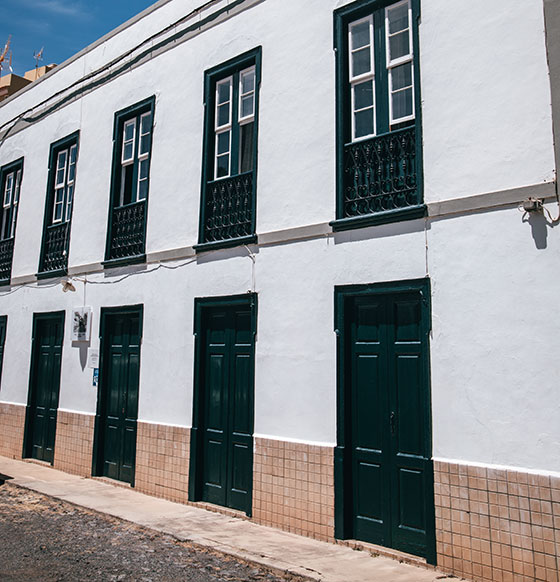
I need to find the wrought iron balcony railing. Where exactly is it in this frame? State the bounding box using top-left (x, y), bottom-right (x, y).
top-left (0, 237), bottom-right (14, 283)
top-left (107, 199), bottom-right (146, 260)
top-left (202, 172), bottom-right (254, 243)
top-left (40, 222), bottom-right (70, 274)
top-left (343, 126), bottom-right (419, 218)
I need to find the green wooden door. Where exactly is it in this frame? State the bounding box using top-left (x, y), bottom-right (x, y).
top-left (197, 302), bottom-right (255, 514)
top-left (339, 287), bottom-right (434, 561)
top-left (25, 312), bottom-right (64, 464)
top-left (99, 308), bottom-right (141, 484)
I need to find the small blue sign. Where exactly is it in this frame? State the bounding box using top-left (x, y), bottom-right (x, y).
top-left (93, 368), bottom-right (99, 387)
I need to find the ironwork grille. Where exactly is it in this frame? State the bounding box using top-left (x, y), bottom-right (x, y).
top-left (108, 200), bottom-right (146, 260)
top-left (343, 126), bottom-right (419, 218)
top-left (0, 238), bottom-right (14, 283)
top-left (202, 172), bottom-right (254, 243)
top-left (41, 222), bottom-right (70, 273)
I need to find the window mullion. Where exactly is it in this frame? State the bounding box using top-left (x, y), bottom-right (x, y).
top-left (373, 9), bottom-right (390, 136)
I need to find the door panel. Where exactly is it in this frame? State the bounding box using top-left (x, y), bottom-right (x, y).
top-left (342, 288), bottom-right (433, 560)
top-left (99, 309), bottom-right (141, 484)
top-left (197, 300), bottom-right (255, 514)
top-left (26, 313), bottom-right (64, 464)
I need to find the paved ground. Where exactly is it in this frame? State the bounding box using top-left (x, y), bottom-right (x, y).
top-left (0, 456), bottom-right (460, 582)
top-left (0, 485), bottom-right (309, 582)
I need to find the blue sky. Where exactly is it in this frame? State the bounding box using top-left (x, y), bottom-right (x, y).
top-left (1, 0), bottom-right (157, 77)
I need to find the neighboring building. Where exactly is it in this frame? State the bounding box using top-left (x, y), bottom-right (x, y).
top-left (0, 1), bottom-right (559, 580)
top-left (0, 65), bottom-right (57, 102)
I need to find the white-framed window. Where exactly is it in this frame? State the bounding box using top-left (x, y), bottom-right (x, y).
top-left (349, 15), bottom-right (376, 141)
top-left (1, 167), bottom-right (21, 240)
top-left (385, 0), bottom-right (414, 124)
top-left (214, 76), bottom-right (233, 179)
top-left (118, 108), bottom-right (153, 206)
top-left (52, 143), bottom-right (77, 224)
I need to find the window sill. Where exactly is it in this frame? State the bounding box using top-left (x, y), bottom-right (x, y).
top-left (194, 235), bottom-right (257, 253)
top-left (0, 277), bottom-right (11, 287)
top-left (36, 268), bottom-right (67, 281)
top-left (330, 205), bottom-right (426, 232)
top-left (102, 254), bottom-right (146, 269)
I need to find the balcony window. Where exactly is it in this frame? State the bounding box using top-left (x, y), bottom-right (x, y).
top-left (196, 47), bottom-right (261, 251)
top-left (38, 133), bottom-right (79, 277)
top-left (0, 159), bottom-right (23, 284)
top-left (105, 96), bottom-right (155, 265)
top-left (332, 0), bottom-right (424, 231)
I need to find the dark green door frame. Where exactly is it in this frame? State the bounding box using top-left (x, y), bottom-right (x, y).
top-left (189, 293), bottom-right (257, 515)
top-left (92, 304), bottom-right (143, 485)
top-left (333, 278), bottom-right (436, 564)
top-left (23, 311), bottom-right (65, 464)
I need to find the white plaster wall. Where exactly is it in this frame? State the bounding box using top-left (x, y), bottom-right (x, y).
top-left (429, 203), bottom-right (560, 472)
top-left (0, 0), bottom-right (558, 474)
top-left (421, 0), bottom-right (556, 201)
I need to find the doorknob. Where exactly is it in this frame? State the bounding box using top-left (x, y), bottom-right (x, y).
top-left (390, 411), bottom-right (397, 436)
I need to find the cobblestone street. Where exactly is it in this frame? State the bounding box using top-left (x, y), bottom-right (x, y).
top-left (0, 484), bottom-right (310, 582)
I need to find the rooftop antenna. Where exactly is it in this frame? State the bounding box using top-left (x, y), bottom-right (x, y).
top-left (0, 36), bottom-right (12, 76)
top-left (32, 47), bottom-right (44, 79)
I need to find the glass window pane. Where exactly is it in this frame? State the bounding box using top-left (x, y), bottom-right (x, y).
top-left (140, 134), bottom-right (150, 157)
top-left (389, 31), bottom-right (410, 61)
top-left (351, 20), bottom-right (370, 50)
top-left (352, 47), bottom-right (371, 77)
top-left (239, 122), bottom-right (254, 174)
top-left (69, 144), bottom-right (77, 163)
top-left (392, 62), bottom-right (412, 90)
top-left (388, 3), bottom-right (409, 34)
top-left (54, 202), bottom-right (63, 222)
top-left (353, 80), bottom-right (374, 111)
top-left (124, 120), bottom-right (135, 141)
top-left (216, 154), bottom-right (229, 178)
top-left (217, 103), bottom-right (230, 127)
top-left (56, 151), bottom-right (67, 186)
top-left (55, 187), bottom-right (64, 204)
top-left (138, 178), bottom-right (148, 201)
top-left (14, 171), bottom-right (21, 203)
top-left (139, 159), bottom-right (149, 180)
top-left (123, 141), bottom-right (134, 161)
top-left (3, 174), bottom-right (13, 206)
top-left (241, 95), bottom-right (254, 118)
top-left (392, 87), bottom-right (413, 120)
top-left (217, 131), bottom-right (230, 155)
top-left (241, 70), bottom-right (255, 94)
top-left (66, 185), bottom-right (74, 221)
top-left (354, 108), bottom-right (374, 139)
top-left (141, 113), bottom-right (152, 134)
top-left (217, 80), bottom-right (231, 104)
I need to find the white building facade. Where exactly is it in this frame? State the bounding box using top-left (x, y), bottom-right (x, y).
top-left (0, 0), bottom-right (559, 580)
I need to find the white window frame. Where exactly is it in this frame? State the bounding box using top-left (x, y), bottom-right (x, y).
top-left (10, 169), bottom-right (21, 239)
top-left (238, 66), bottom-right (256, 125)
top-left (121, 119), bottom-right (137, 165)
top-left (65, 144), bottom-right (77, 222)
top-left (3, 172), bottom-right (13, 209)
top-left (136, 112), bottom-right (151, 201)
top-left (214, 76), bottom-right (233, 179)
top-left (52, 150), bottom-right (69, 224)
top-left (348, 15), bottom-right (376, 142)
top-left (385, 0), bottom-right (415, 125)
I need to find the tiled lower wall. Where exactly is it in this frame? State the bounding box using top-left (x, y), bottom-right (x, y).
top-left (435, 460), bottom-right (560, 582)
top-left (53, 410), bottom-right (95, 477)
top-left (0, 402), bottom-right (25, 459)
top-left (134, 422), bottom-right (190, 504)
top-left (253, 437), bottom-right (335, 541)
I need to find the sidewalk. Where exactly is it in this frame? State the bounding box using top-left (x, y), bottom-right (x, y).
top-left (0, 456), bottom-right (452, 582)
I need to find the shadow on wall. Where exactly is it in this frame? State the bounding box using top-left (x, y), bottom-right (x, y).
top-left (522, 203), bottom-right (559, 250)
top-left (72, 342), bottom-right (89, 371)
